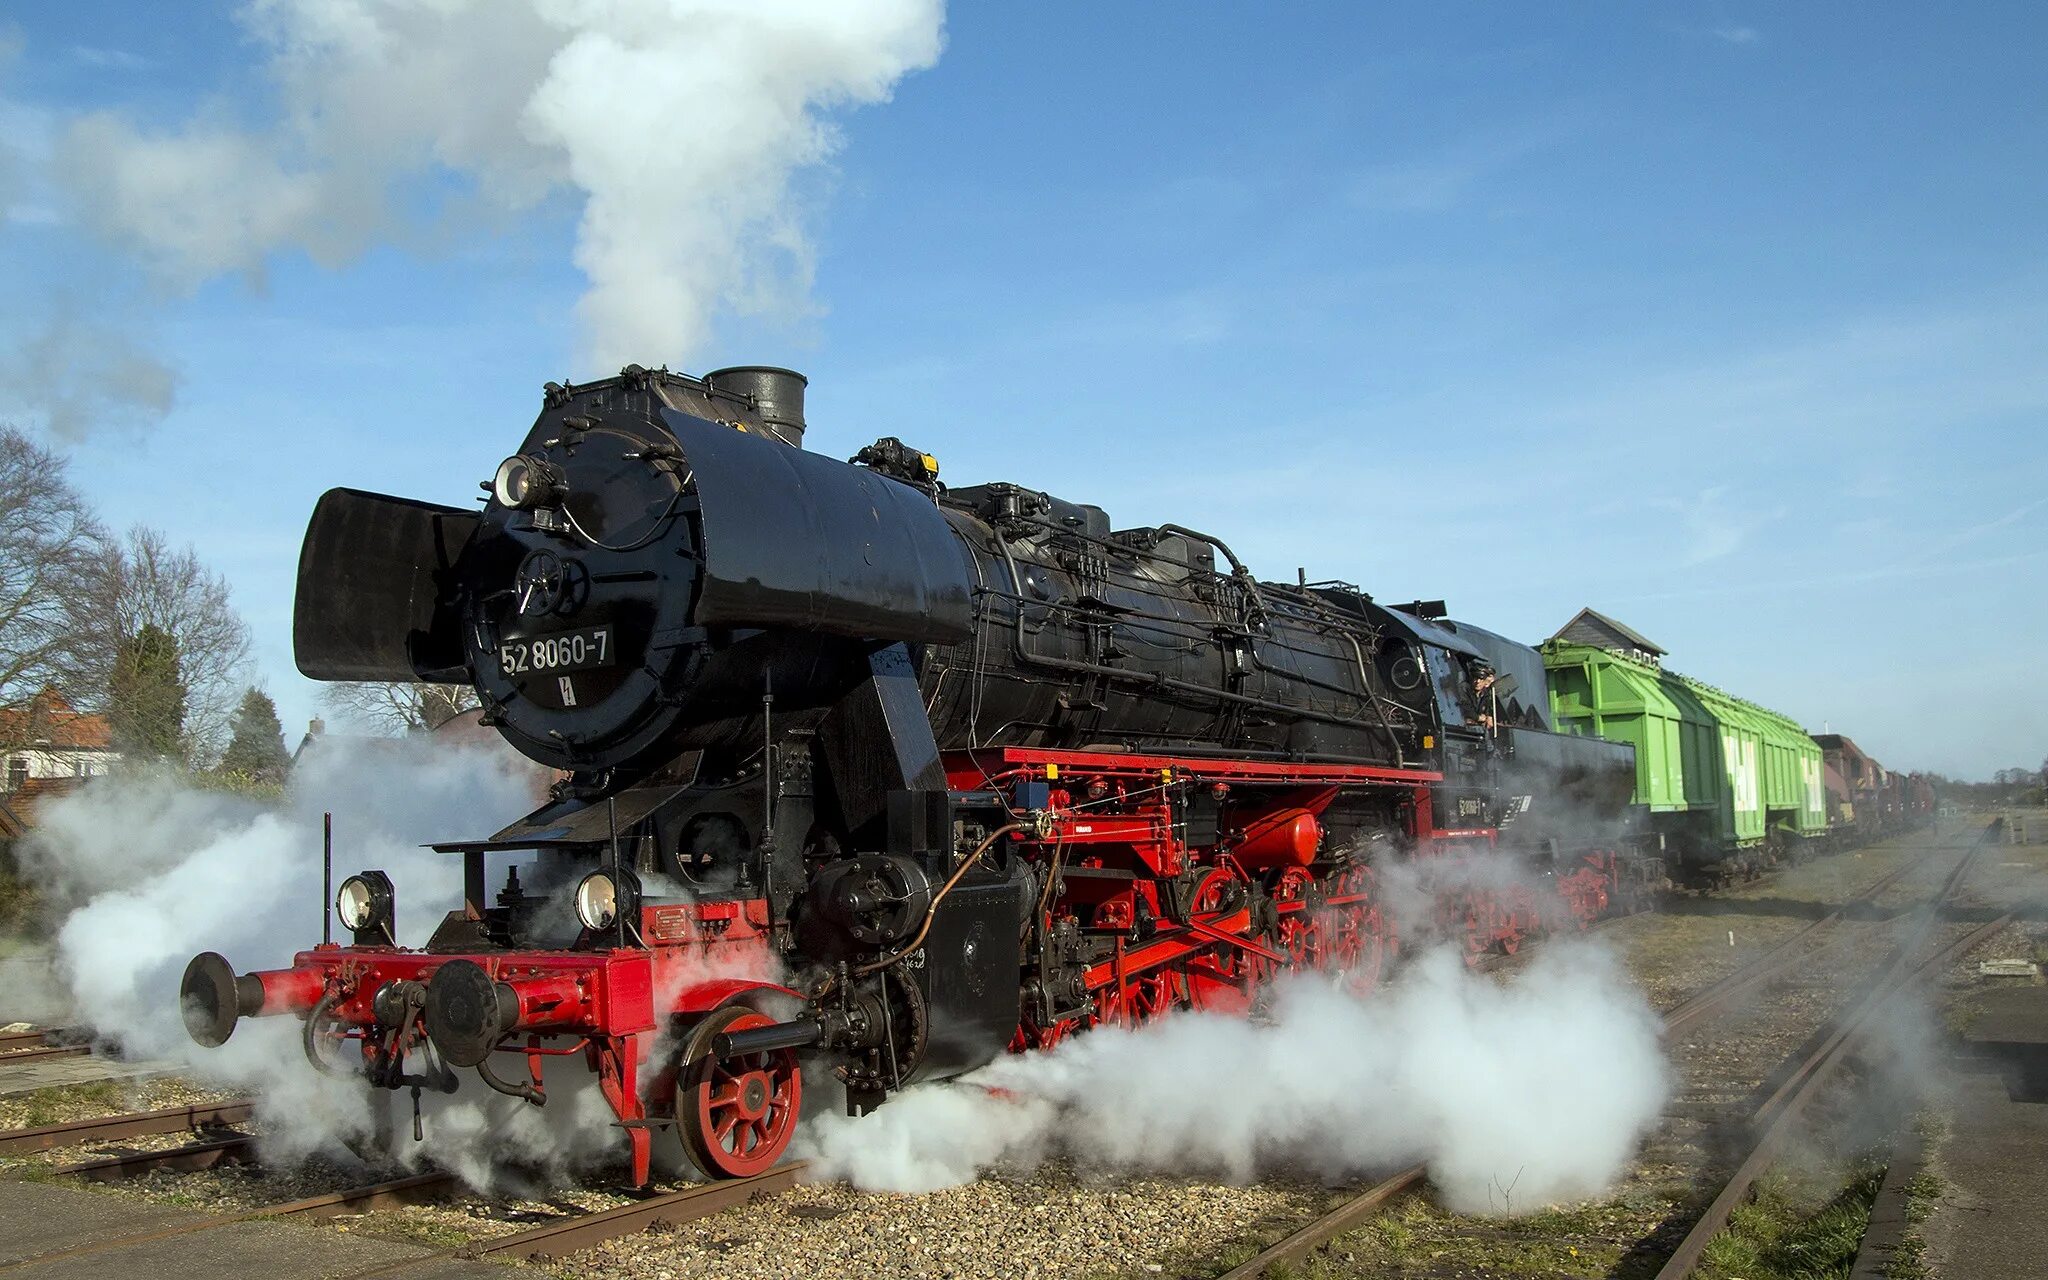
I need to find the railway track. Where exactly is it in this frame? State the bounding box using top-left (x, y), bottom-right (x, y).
top-left (0, 1099), bottom-right (255, 1155)
top-left (1218, 825), bottom-right (2003, 1279)
top-left (2, 1151), bottom-right (799, 1276)
top-left (455, 1162), bottom-right (805, 1265)
top-left (1651, 845), bottom-right (2016, 1278)
top-left (0, 1024), bottom-right (90, 1068)
top-left (0, 1094), bottom-right (472, 1272)
top-left (0, 1088), bottom-right (805, 1272)
top-left (54, 1134), bottom-right (255, 1181)
top-left (0, 1030), bottom-right (74, 1054)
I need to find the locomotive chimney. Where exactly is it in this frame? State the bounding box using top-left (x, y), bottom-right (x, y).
top-left (707, 366), bottom-right (808, 448)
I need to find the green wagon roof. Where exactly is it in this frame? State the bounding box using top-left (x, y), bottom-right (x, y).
top-left (1541, 640), bottom-right (1813, 746)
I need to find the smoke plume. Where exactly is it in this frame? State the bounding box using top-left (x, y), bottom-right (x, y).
top-left (801, 942), bottom-right (1669, 1215)
top-left (0, 310), bottom-right (180, 441)
top-left (53, 0), bottom-right (946, 369)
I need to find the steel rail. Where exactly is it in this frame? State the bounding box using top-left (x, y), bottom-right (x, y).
top-left (55, 1134), bottom-right (256, 1181)
top-left (1217, 832), bottom-right (1960, 1280)
top-left (0, 1029), bottom-right (67, 1053)
top-left (0, 1099), bottom-right (256, 1154)
top-left (261, 1169), bottom-right (459, 1220)
top-left (0, 1043), bottom-right (91, 1066)
top-left (1650, 826), bottom-right (2003, 1279)
top-left (1217, 1167), bottom-right (1425, 1279)
top-left (464, 1160), bottom-right (809, 1261)
top-left (328, 1161), bottom-right (810, 1279)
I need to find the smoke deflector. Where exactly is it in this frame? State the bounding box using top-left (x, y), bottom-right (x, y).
top-left (293, 488), bottom-right (476, 684)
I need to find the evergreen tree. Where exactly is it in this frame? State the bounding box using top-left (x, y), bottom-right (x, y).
top-left (108, 623), bottom-right (187, 761)
top-left (219, 687), bottom-right (290, 781)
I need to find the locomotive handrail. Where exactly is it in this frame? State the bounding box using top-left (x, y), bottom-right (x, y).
top-left (1153, 522), bottom-right (1269, 628)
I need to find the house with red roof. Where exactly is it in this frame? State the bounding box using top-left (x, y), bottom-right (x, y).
top-left (0, 690), bottom-right (121, 798)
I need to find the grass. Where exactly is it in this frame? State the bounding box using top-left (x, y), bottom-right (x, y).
top-left (5, 1080), bottom-right (122, 1130)
top-left (1695, 1166), bottom-right (1885, 1280)
top-left (1873, 1170), bottom-right (1944, 1280)
top-left (335, 1212), bottom-right (481, 1251)
top-left (0, 865), bottom-right (38, 934)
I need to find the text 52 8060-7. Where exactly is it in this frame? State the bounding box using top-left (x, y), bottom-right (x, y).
top-left (499, 626), bottom-right (613, 676)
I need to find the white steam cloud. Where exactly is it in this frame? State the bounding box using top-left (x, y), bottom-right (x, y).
top-left (21, 736), bottom-right (796, 1190)
top-left (22, 739), bottom-right (1669, 1207)
top-left (0, 309), bottom-right (180, 441)
top-left (17, 737), bottom-right (629, 1186)
top-left (54, 0), bottom-right (946, 369)
top-left (802, 943), bottom-right (1669, 1215)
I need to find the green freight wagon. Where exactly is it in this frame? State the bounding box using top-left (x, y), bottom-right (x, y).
top-left (1540, 609), bottom-right (1826, 882)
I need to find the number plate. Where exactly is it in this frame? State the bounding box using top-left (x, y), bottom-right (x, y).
top-left (498, 625), bottom-right (613, 677)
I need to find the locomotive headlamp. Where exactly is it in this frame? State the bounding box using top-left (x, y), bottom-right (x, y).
top-left (574, 868), bottom-right (640, 933)
top-left (574, 871), bottom-right (618, 930)
top-left (336, 870), bottom-right (395, 945)
top-left (493, 454), bottom-right (566, 510)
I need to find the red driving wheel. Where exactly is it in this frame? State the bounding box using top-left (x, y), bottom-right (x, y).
top-left (1271, 866), bottom-right (1323, 970)
top-left (678, 1005), bottom-right (802, 1179)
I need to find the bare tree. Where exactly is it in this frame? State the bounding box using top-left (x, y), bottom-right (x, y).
top-left (56, 526), bottom-right (252, 763)
top-left (321, 682), bottom-right (480, 735)
top-left (0, 426), bottom-right (107, 730)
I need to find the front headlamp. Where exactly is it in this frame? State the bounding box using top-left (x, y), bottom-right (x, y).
top-left (492, 454), bottom-right (565, 510)
top-left (575, 871), bottom-right (619, 930)
top-left (336, 870), bottom-right (395, 945)
top-left (574, 868), bottom-right (640, 933)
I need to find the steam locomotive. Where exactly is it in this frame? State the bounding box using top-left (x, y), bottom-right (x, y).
top-left (180, 365), bottom-right (1644, 1182)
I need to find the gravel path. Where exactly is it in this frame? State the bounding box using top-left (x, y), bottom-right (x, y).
top-left (553, 1164), bottom-right (1329, 1280)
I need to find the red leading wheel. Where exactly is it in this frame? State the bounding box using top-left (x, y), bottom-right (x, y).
top-left (678, 1005), bottom-right (802, 1179)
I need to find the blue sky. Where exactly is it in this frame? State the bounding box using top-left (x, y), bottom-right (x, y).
top-left (2, 3), bottom-right (2044, 779)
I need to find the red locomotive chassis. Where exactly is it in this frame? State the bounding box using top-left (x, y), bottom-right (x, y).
top-left (200, 746), bottom-right (1632, 1183)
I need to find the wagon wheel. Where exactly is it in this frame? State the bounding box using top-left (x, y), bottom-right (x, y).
top-left (677, 1006), bottom-right (802, 1179)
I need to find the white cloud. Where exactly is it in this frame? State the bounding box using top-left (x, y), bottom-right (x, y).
top-left (1713, 27), bottom-right (1761, 45)
top-left (53, 0), bottom-right (948, 372)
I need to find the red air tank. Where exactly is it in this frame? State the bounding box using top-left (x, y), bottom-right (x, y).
top-left (1231, 807), bottom-right (1323, 869)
